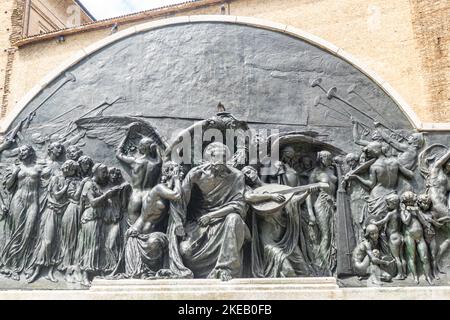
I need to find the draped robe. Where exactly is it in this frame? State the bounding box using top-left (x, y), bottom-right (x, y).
top-left (167, 164), bottom-right (249, 278)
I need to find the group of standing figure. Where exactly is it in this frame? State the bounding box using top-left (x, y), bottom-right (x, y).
top-left (0, 141), bottom-right (130, 286)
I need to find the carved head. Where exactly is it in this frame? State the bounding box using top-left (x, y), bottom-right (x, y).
top-left (204, 142), bottom-right (230, 164)
top-left (78, 155), bottom-right (94, 177)
top-left (281, 146), bottom-right (295, 161)
top-left (61, 160), bottom-right (79, 177)
top-left (401, 191), bottom-right (417, 206)
top-left (161, 161), bottom-right (181, 180)
top-left (108, 167), bottom-right (123, 184)
top-left (407, 133), bottom-right (424, 149)
top-left (317, 150), bottom-right (332, 167)
top-left (242, 166), bottom-right (259, 185)
top-left (365, 224), bottom-right (379, 241)
top-left (301, 156), bottom-right (313, 170)
top-left (372, 249), bottom-right (381, 259)
top-left (138, 137), bottom-right (157, 156)
top-left (47, 142), bottom-right (65, 160)
top-left (364, 141), bottom-right (382, 159)
top-left (345, 153), bottom-right (359, 169)
top-left (18, 144), bottom-right (35, 162)
top-left (417, 194), bottom-right (432, 211)
top-left (385, 193), bottom-right (399, 210)
top-left (93, 163), bottom-right (109, 184)
top-left (66, 145), bottom-right (83, 161)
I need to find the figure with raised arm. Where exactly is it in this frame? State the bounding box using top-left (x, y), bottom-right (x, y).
top-left (116, 123), bottom-right (162, 226)
top-left (425, 148), bottom-right (450, 218)
top-left (374, 123), bottom-right (424, 170)
top-left (345, 141), bottom-right (414, 222)
top-left (121, 161), bottom-right (181, 278)
top-left (352, 120), bottom-right (391, 158)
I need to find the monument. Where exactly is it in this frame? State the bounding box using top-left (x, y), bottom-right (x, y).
top-left (0, 16), bottom-right (449, 296)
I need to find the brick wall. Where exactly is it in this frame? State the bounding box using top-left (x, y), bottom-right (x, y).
top-left (409, 0), bottom-right (450, 123)
top-left (0, 0), bottom-right (448, 124)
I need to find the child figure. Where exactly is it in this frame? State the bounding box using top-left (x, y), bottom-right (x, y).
top-left (371, 194), bottom-right (406, 280)
top-left (400, 191), bottom-right (433, 285)
top-left (352, 224), bottom-right (393, 284)
top-left (417, 194), bottom-right (450, 279)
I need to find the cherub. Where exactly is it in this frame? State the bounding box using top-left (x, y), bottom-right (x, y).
top-left (371, 194), bottom-right (406, 280)
top-left (416, 194), bottom-right (450, 279)
top-left (400, 191), bottom-right (433, 284)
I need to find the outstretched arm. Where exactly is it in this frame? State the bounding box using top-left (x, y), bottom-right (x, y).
top-left (351, 167), bottom-right (377, 190)
top-left (156, 179), bottom-right (181, 201)
top-left (244, 191), bottom-right (283, 204)
top-left (353, 121), bottom-right (370, 147)
top-left (371, 211), bottom-right (393, 227)
top-left (61, 130), bottom-right (86, 148)
top-left (376, 126), bottom-right (408, 152)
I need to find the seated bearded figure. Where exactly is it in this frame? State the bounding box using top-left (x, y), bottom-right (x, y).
top-left (166, 142), bottom-right (250, 281)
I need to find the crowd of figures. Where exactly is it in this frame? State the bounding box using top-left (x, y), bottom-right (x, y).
top-left (0, 111), bottom-right (449, 287)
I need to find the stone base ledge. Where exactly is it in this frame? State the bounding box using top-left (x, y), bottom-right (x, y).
top-left (0, 278), bottom-right (448, 299)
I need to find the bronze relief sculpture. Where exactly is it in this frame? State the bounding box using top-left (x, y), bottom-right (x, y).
top-left (0, 21), bottom-right (450, 290)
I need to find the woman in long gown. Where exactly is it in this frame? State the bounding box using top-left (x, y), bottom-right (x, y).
top-left (57, 160), bottom-right (88, 282)
top-left (1, 145), bottom-right (41, 281)
top-left (26, 161), bottom-right (69, 283)
top-left (74, 163), bottom-right (118, 286)
top-left (306, 150), bottom-right (337, 274)
top-left (101, 167), bottom-right (129, 274)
